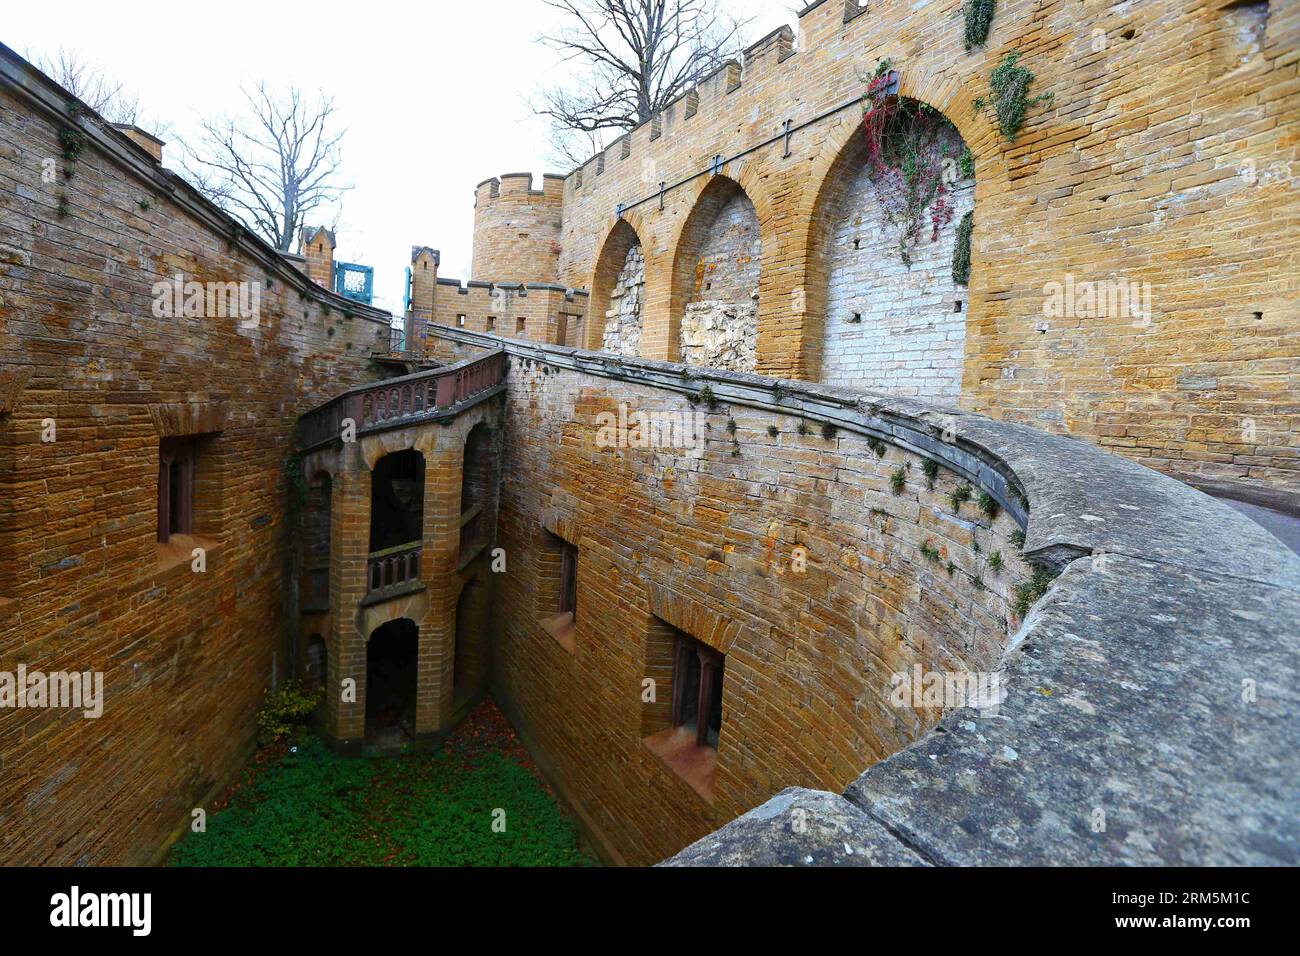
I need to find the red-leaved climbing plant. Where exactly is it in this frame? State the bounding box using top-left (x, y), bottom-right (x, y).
top-left (861, 60), bottom-right (959, 267)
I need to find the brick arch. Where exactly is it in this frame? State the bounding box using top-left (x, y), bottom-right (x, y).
top-left (666, 172), bottom-right (765, 368)
top-left (585, 216), bottom-right (645, 352)
top-left (790, 78), bottom-right (1007, 384)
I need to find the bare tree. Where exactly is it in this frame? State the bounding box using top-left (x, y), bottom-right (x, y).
top-left (28, 47), bottom-right (141, 125)
top-left (536, 0), bottom-right (751, 166)
top-left (179, 83), bottom-right (350, 252)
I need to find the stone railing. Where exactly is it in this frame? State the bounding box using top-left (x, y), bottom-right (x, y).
top-left (365, 542), bottom-right (423, 602)
top-left (422, 323), bottom-right (1300, 867)
top-left (297, 350), bottom-right (505, 451)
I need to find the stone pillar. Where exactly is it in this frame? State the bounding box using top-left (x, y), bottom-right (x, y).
top-left (325, 442), bottom-right (371, 746)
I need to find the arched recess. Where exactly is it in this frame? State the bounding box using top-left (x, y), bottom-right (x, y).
top-left (453, 575), bottom-right (490, 705)
top-left (808, 96), bottom-right (975, 399)
top-left (302, 634), bottom-right (327, 694)
top-left (793, 68), bottom-right (1003, 390)
top-left (458, 422), bottom-right (495, 563)
top-left (587, 218), bottom-right (645, 355)
top-left (669, 175), bottom-right (762, 371)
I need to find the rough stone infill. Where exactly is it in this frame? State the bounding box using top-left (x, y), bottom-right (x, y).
top-left (602, 244), bottom-right (643, 356)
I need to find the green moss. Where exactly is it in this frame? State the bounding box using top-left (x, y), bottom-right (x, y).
top-left (767, 424), bottom-right (779, 437)
top-left (921, 457), bottom-right (939, 489)
top-left (978, 490), bottom-right (1000, 520)
top-left (950, 484), bottom-right (973, 511)
top-left (821, 422), bottom-right (838, 440)
top-left (987, 550), bottom-right (1004, 573)
top-left (867, 437), bottom-right (887, 458)
top-left (1012, 564), bottom-right (1057, 619)
top-left (890, 465), bottom-right (907, 495)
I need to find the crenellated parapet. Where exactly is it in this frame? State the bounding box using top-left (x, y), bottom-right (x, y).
top-left (471, 171), bottom-right (566, 285)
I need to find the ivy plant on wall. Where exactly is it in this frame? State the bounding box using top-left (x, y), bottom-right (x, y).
top-left (973, 51), bottom-right (1054, 141)
top-left (964, 0), bottom-right (996, 50)
top-left (860, 60), bottom-right (964, 267)
top-left (952, 211), bottom-right (973, 285)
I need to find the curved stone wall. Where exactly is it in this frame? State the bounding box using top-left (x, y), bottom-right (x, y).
top-left (424, 324), bottom-right (1300, 867)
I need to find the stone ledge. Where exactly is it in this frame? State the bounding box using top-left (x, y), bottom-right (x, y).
top-left (660, 787), bottom-right (929, 867)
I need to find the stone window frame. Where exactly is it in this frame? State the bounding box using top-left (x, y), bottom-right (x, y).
top-left (639, 584), bottom-right (745, 804)
top-left (536, 516), bottom-right (582, 654)
top-left (157, 436), bottom-right (197, 543)
top-left (148, 402), bottom-right (227, 573)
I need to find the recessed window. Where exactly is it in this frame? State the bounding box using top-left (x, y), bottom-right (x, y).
top-left (516, 317), bottom-right (526, 334)
top-left (486, 315), bottom-right (496, 331)
top-left (157, 436), bottom-right (197, 543)
top-left (559, 541), bottom-right (578, 618)
top-left (642, 622), bottom-right (726, 801)
top-left (457, 314), bottom-right (466, 327)
top-left (670, 632), bottom-right (724, 749)
top-left (538, 530), bottom-right (578, 652)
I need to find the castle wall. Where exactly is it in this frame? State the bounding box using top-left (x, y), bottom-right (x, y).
top-left (425, 278), bottom-right (587, 349)
top-left (0, 55), bottom-right (391, 864)
top-left (550, 0), bottom-right (1300, 493)
top-left (489, 344), bottom-right (1030, 865)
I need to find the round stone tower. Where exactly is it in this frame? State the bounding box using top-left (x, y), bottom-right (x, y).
top-left (471, 172), bottom-right (565, 284)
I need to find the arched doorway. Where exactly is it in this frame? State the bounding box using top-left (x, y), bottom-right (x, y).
top-left (813, 98), bottom-right (974, 398)
top-left (453, 576), bottom-right (489, 706)
top-left (366, 618), bottom-right (418, 746)
top-left (670, 176), bottom-right (761, 371)
top-left (369, 449), bottom-right (424, 552)
top-left (589, 219), bottom-right (644, 356)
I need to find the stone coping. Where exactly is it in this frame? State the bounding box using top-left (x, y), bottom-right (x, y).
top-left (426, 325), bottom-right (1300, 867)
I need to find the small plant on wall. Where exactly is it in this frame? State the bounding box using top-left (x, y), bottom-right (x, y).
top-left (973, 51), bottom-right (1054, 142)
top-left (964, 0), bottom-right (996, 50)
top-left (860, 59), bottom-right (964, 267)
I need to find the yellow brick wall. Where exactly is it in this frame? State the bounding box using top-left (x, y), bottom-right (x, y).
top-left (534, 0), bottom-right (1299, 492)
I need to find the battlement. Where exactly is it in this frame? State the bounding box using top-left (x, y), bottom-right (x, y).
top-left (475, 171), bottom-right (566, 207)
top-left (564, 0), bottom-right (879, 186)
top-left (471, 171), bottom-right (565, 284)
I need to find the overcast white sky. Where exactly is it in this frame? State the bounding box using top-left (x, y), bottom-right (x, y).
top-left (6, 0), bottom-right (798, 313)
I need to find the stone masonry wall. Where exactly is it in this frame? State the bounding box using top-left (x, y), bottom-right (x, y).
top-left (679, 187), bottom-right (760, 371)
top-left (490, 350), bottom-right (1030, 865)
top-left (550, 0), bottom-right (1300, 493)
top-left (0, 58), bottom-right (390, 865)
top-left (821, 150), bottom-right (975, 398)
top-left (471, 173), bottom-right (564, 284)
top-left (602, 244), bottom-right (644, 356)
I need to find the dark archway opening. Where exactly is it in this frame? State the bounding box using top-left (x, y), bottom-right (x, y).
top-left (370, 449), bottom-right (424, 553)
top-left (366, 618), bottom-right (418, 746)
